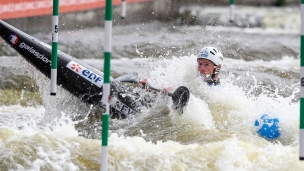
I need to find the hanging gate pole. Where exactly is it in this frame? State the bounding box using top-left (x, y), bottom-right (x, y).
top-left (300, 0), bottom-right (304, 161)
top-left (51, 0), bottom-right (59, 96)
top-left (229, 0), bottom-right (235, 22)
top-left (101, 0), bottom-right (112, 170)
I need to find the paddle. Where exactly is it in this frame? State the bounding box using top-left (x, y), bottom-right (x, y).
top-left (116, 72), bottom-right (190, 114)
top-left (116, 72), bottom-right (165, 93)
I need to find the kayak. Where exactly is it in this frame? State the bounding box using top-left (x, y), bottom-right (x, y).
top-left (0, 20), bottom-right (190, 119)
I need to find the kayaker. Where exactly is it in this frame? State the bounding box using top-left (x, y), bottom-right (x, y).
top-left (139, 46), bottom-right (224, 92)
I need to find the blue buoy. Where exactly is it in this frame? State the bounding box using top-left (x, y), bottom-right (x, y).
top-left (254, 114), bottom-right (281, 140)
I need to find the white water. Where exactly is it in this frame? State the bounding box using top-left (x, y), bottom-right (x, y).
top-left (0, 5), bottom-right (303, 171)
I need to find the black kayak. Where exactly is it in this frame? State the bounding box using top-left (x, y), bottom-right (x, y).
top-left (0, 20), bottom-right (189, 118)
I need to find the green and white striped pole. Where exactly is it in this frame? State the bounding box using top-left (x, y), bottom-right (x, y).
top-left (101, 0), bottom-right (112, 170)
top-left (51, 0), bottom-right (59, 96)
top-left (121, 0), bottom-right (126, 19)
top-left (229, 0), bottom-right (234, 22)
top-left (300, 0), bottom-right (304, 161)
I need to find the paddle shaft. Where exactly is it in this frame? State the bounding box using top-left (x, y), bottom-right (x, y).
top-left (144, 84), bottom-right (173, 96)
top-left (115, 72), bottom-right (173, 96)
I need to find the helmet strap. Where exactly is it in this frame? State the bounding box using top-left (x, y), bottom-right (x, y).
top-left (211, 64), bottom-right (221, 79)
top-left (211, 66), bottom-right (217, 79)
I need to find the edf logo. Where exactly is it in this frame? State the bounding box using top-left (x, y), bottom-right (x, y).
top-left (66, 61), bottom-right (103, 88)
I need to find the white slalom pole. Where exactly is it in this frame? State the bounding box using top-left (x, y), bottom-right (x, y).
top-left (121, 0), bottom-right (126, 19)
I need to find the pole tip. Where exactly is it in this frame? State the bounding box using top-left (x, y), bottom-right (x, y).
top-left (121, 16), bottom-right (125, 19)
top-left (300, 157), bottom-right (304, 160)
top-left (50, 92), bottom-right (56, 96)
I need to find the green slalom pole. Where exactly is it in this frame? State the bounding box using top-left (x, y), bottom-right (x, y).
top-left (121, 0), bottom-right (126, 19)
top-left (51, 0), bottom-right (59, 96)
top-left (300, 0), bottom-right (304, 160)
top-left (101, 0), bottom-right (112, 170)
top-left (229, 0), bottom-right (234, 22)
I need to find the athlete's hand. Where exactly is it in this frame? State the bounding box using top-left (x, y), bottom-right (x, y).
top-left (161, 87), bottom-right (173, 95)
top-left (139, 79), bottom-right (156, 93)
top-left (138, 79), bottom-right (148, 89)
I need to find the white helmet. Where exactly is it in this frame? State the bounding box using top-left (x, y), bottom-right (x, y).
top-left (197, 47), bottom-right (224, 66)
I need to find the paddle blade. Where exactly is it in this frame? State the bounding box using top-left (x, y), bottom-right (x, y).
top-left (171, 86), bottom-right (190, 114)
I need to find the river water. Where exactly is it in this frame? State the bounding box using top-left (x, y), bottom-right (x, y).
top-left (0, 5), bottom-right (303, 171)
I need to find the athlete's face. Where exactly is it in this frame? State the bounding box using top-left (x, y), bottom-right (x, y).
top-left (197, 58), bottom-right (215, 77)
